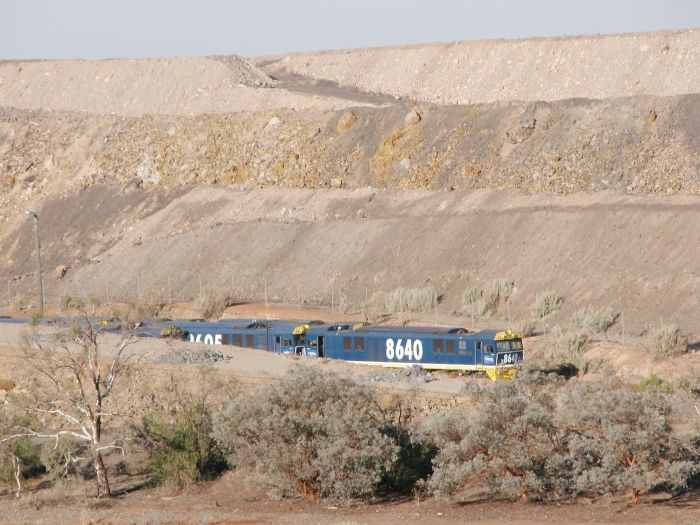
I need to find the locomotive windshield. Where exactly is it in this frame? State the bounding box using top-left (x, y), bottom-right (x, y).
top-left (496, 339), bottom-right (523, 352)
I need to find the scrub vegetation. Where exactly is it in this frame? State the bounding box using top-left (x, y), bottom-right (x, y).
top-left (3, 357), bottom-right (698, 505)
top-left (384, 287), bottom-right (438, 315)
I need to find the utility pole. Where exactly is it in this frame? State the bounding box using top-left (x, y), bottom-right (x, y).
top-left (25, 211), bottom-right (43, 316)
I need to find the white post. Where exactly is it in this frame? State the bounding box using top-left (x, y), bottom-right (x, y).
top-left (621, 311), bottom-right (625, 346)
top-left (541, 305), bottom-right (546, 337)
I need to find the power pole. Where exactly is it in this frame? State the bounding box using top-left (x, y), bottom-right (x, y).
top-left (25, 211), bottom-right (43, 316)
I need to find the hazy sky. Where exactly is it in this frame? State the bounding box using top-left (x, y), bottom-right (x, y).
top-left (1, 0), bottom-right (699, 59)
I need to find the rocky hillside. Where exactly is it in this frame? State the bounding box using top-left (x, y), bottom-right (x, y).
top-left (1, 30), bottom-right (699, 338)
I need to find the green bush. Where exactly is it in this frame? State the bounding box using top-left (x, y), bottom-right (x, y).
top-left (379, 426), bottom-right (436, 496)
top-left (385, 287), bottom-right (437, 314)
top-left (427, 373), bottom-right (699, 502)
top-left (137, 403), bottom-right (228, 488)
top-left (569, 306), bottom-right (617, 339)
top-left (649, 324), bottom-right (688, 359)
top-left (0, 408), bottom-right (46, 496)
top-left (637, 373), bottom-right (674, 394)
top-left (133, 368), bottom-right (233, 488)
top-left (377, 398), bottom-right (437, 495)
top-left (0, 437), bottom-right (45, 482)
top-left (213, 365), bottom-right (398, 500)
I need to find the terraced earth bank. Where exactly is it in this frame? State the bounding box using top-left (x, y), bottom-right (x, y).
top-left (1, 30), bottom-right (699, 340)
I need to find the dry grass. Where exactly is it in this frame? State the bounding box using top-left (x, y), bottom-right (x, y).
top-left (195, 288), bottom-right (235, 319)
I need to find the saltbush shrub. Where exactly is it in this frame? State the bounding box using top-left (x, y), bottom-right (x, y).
top-left (385, 287), bottom-right (437, 314)
top-left (428, 373), bottom-right (568, 501)
top-left (530, 290), bottom-right (563, 318)
top-left (213, 365), bottom-right (398, 500)
top-left (559, 377), bottom-right (697, 501)
top-left (480, 279), bottom-right (514, 316)
top-left (541, 328), bottom-right (591, 374)
top-left (649, 324), bottom-right (688, 359)
top-left (196, 288), bottom-right (235, 319)
top-left (516, 317), bottom-right (536, 337)
top-left (569, 305), bottom-right (617, 339)
top-left (427, 373), bottom-right (698, 502)
top-left (461, 287), bottom-right (480, 310)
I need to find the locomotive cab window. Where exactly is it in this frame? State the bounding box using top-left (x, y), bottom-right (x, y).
top-left (458, 340), bottom-right (467, 354)
top-left (511, 340), bottom-right (523, 350)
top-left (496, 341), bottom-right (510, 352)
top-left (484, 344), bottom-right (494, 353)
top-left (434, 340), bottom-right (443, 354)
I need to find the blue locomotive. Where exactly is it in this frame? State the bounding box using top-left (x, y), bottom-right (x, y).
top-left (299, 324), bottom-right (522, 380)
top-left (168, 318), bottom-right (523, 380)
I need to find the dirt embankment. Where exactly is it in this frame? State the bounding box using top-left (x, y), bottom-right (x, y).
top-left (259, 29), bottom-right (700, 105)
top-left (3, 185), bottom-right (700, 339)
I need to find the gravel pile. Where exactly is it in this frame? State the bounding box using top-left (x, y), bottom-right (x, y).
top-left (363, 365), bottom-right (436, 384)
top-left (154, 347), bottom-right (231, 365)
top-left (264, 29), bottom-right (700, 105)
top-left (0, 56), bottom-right (368, 116)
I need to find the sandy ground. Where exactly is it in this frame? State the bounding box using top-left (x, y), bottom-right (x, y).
top-left (2, 474), bottom-right (699, 525)
top-left (5, 186), bottom-right (700, 339)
